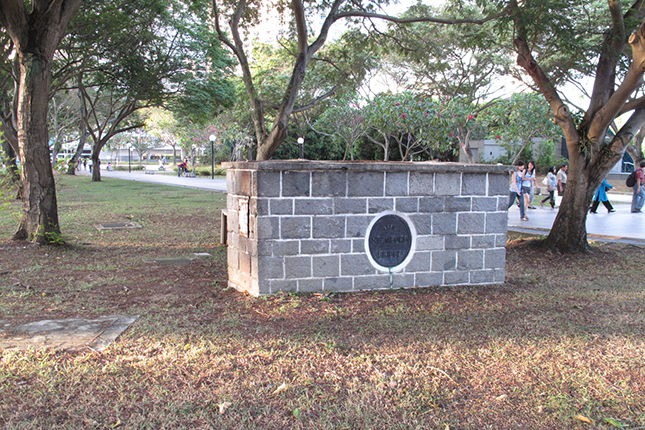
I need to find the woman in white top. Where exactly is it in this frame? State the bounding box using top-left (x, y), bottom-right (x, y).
top-left (508, 161), bottom-right (528, 221)
top-left (540, 166), bottom-right (558, 208)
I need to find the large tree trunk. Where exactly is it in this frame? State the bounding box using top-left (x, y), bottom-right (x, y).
top-left (91, 145), bottom-right (102, 182)
top-left (13, 52), bottom-right (61, 243)
top-left (544, 152), bottom-right (593, 251)
top-left (544, 110), bottom-right (645, 252)
top-left (0, 0), bottom-right (83, 244)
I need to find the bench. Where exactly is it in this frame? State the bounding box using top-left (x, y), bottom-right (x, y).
top-left (182, 172), bottom-right (196, 177)
top-left (145, 170), bottom-right (155, 175)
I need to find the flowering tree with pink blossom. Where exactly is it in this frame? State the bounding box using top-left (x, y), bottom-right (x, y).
top-left (479, 93), bottom-right (561, 165)
top-left (363, 92), bottom-right (458, 161)
top-left (312, 97), bottom-right (367, 160)
top-left (430, 96), bottom-right (492, 163)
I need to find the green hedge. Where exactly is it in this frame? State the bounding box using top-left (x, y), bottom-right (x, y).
top-left (174, 166), bottom-right (227, 176)
top-left (196, 166), bottom-right (227, 177)
top-left (113, 165), bottom-right (145, 171)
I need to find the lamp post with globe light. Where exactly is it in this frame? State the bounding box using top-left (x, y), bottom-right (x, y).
top-left (297, 136), bottom-right (304, 159)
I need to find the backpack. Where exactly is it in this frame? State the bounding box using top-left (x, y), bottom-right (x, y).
top-left (626, 170), bottom-right (637, 187)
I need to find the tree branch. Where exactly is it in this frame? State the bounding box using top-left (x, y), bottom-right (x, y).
top-left (588, 19), bottom-right (645, 142)
top-left (308, 0), bottom-right (344, 54)
top-left (292, 0), bottom-right (308, 54)
top-left (0, 0), bottom-right (28, 46)
top-left (585, 1), bottom-right (645, 124)
top-left (292, 75), bottom-right (349, 113)
top-left (510, 0), bottom-right (578, 145)
top-left (211, 0), bottom-right (238, 56)
top-left (334, 10), bottom-right (503, 26)
top-left (213, 0), bottom-right (267, 145)
top-left (619, 92), bottom-right (645, 114)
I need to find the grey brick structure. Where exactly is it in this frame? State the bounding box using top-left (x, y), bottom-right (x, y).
top-left (224, 160), bottom-right (511, 296)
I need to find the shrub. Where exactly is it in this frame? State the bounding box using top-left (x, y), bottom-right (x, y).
top-left (536, 139), bottom-right (567, 174)
top-left (113, 165), bottom-right (145, 171)
top-left (194, 166), bottom-right (227, 177)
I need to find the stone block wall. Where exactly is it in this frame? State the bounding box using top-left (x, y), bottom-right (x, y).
top-left (223, 160), bottom-right (511, 296)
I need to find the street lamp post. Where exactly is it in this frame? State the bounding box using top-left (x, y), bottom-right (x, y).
top-left (129, 145), bottom-right (132, 172)
top-left (209, 134), bottom-right (216, 179)
top-left (297, 136), bottom-right (304, 159)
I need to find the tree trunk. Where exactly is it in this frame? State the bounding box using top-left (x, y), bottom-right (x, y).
top-left (627, 125), bottom-right (645, 166)
top-left (91, 146), bottom-right (102, 182)
top-left (543, 152), bottom-right (594, 251)
top-left (458, 126), bottom-right (474, 163)
top-left (256, 54), bottom-right (309, 160)
top-left (544, 115), bottom-right (637, 253)
top-left (67, 85), bottom-right (89, 175)
top-left (0, 122), bottom-right (22, 197)
top-left (13, 52), bottom-right (61, 243)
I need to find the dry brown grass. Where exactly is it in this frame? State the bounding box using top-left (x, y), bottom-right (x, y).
top-left (1, 175), bottom-right (644, 429)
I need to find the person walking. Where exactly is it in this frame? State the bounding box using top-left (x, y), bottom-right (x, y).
top-left (631, 161), bottom-right (645, 213)
top-left (540, 166), bottom-right (558, 208)
top-left (524, 160), bottom-right (537, 209)
top-left (557, 163), bottom-right (568, 196)
top-left (508, 161), bottom-right (528, 221)
top-left (589, 179), bottom-right (616, 213)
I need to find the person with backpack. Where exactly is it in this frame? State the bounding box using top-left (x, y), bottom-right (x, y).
top-left (631, 160), bottom-right (645, 213)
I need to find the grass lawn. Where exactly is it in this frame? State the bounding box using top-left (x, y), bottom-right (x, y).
top-left (1, 174), bottom-right (644, 429)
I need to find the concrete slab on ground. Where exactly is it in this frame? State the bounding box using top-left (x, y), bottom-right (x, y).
top-left (95, 221), bottom-right (143, 230)
top-left (146, 257), bottom-right (195, 266)
top-left (0, 315), bottom-right (138, 352)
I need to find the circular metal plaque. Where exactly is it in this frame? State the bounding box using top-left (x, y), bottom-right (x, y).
top-left (367, 214), bottom-right (413, 269)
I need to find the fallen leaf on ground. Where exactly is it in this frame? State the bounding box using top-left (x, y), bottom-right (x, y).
top-left (218, 402), bottom-right (232, 415)
top-left (574, 414), bottom-right (594, 424)
top-left (272, 382), bottom-right (288, 395)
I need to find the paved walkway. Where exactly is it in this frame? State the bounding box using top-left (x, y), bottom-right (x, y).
top-left (508, 193), bottom-right (645, 244)
top-left (78, 167), bottom-right (645, 244)
top-left (77, 166), bottom-right (227, 192)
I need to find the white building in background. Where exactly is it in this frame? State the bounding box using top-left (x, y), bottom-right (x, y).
top-left (461, 138), bottom-right (633, 179)
top-left (461, 138), bottom-right (564, 164)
